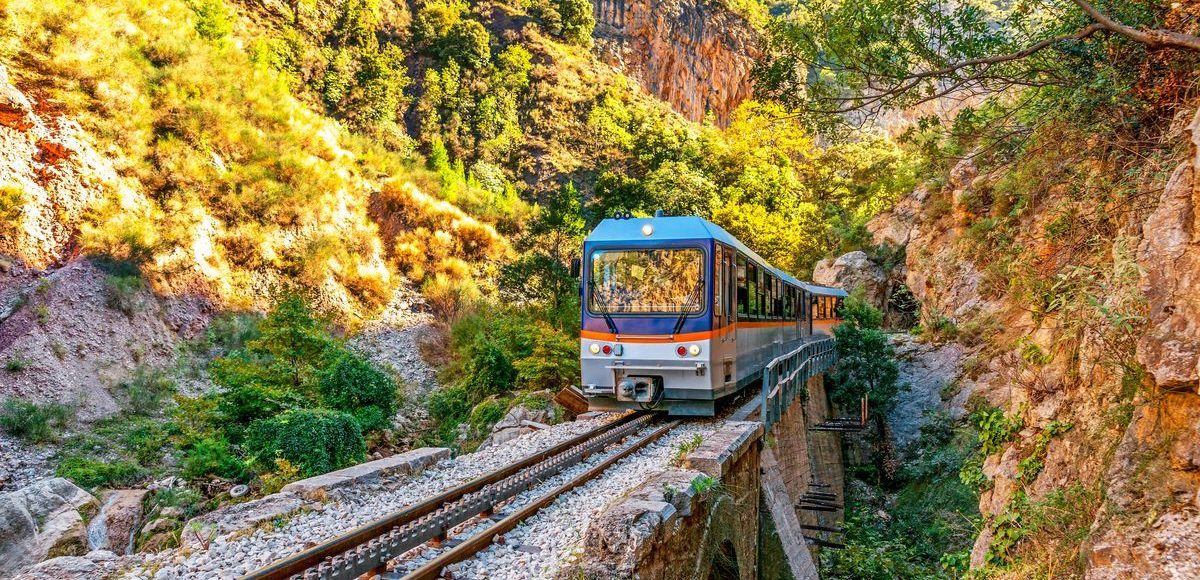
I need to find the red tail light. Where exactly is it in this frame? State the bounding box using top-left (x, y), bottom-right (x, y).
top-left (602, 344), bottom-right (612, 355)
top-left (676, 346), bottom-right (687, 357)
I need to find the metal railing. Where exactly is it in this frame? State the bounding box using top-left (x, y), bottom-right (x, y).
top-left (760, 338), bottom-right (837, 430)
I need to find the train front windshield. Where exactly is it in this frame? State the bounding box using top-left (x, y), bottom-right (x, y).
top-left (589, 248), bottom-right (704, 314)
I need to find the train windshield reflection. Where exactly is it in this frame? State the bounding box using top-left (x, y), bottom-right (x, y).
top-left (589, 248), bottom-right (704, 314)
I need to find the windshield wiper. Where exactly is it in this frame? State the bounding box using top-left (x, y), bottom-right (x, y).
top-left (672, 278), bottom-right (704, 336)
top-left (587, 277), bottom-right (620, 335)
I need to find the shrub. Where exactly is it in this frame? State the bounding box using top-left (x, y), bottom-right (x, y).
top-left (0, 183), bottom-right (24, 227)
top-left (0, 398), bottom-right (73, 443)
top-left (316, 351), bottom-right (398, 432)
top-left (57, 455), bottom-right (147, 489)
top-left (190, 0), bottom-right (232, 41)
top-left (244, 409), bottom-right (366, 477)
top-left (104, 274), bottom-right (144, 315)
top-left (422, 272), bottom-right (480, 317)
top-left (180, 436), bottom-right (246, 481)
top-left (4, 355), bottom-right (31, 372)
top-left (118, 366), bottom-right (177, 416)
top-left (556, 0), bottom-right (595, 46)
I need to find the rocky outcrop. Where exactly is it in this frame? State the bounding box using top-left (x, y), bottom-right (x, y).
top-left (0, 260), bottom-right (182, 420)
top-left (0, 478), bottom-right (98, 576)
top-left (181, 492), bottom-right (315, 549)
top-left (812, 251), bottom-right (889, 307)
top-left (0, 64), bottom-right (133, 271)
top-left (477, 401), bottom-right (553, 449)
top-left (592, 0), bottom-right (759, 125)
top-left (11, 549), bottom-right (125, 580)
top-left (1135, 108), bottom-right (1200, 393)
top-left (86, 489), bottom-right (147, 555)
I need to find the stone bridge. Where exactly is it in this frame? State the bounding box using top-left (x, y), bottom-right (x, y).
top-left (579, 372), bottom-right (847, 579)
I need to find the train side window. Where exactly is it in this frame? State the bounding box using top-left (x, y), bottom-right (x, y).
top-left (726, 256), bottom-right (734, 317)
top-left (738, 257), bottom-right (750, 316)
top-left (714, 246), bottom-right (723, 319)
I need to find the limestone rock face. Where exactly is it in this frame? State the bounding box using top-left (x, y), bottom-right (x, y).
top-left (812, 251), bottom-right (888, 307)
top-left (1136, 108), bottom-right (1200, 392)
top-left (593, 0), bottom-right (758, 125)
top-left (86, 489), bottom-right (147, 555)
top-left (0, 477), bottom-right (98, 576)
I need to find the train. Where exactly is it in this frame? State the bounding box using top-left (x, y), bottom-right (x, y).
top-left (578, 213), bottom-right (847, 416)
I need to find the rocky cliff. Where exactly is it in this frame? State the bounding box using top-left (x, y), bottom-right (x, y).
top-left (592, 0), bottom-right (758, 125)
top-left (860, 107), bottom-right (1200, 577)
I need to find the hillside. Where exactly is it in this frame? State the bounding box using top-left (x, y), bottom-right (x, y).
top-left (3, 0), bottom-right (1198, 578)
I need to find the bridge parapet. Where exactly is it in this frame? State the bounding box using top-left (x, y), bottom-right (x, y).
top-left (760, 338), bottom-right (837, 430)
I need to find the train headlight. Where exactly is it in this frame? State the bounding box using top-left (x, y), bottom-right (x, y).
top-left (641, 224), bottom-right (654, 236)
top-left (688, 344), bottom-right (701, 356)
top-left (589, 343), bottom-right (600, 354)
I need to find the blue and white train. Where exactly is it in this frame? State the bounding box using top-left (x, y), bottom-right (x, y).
top-left (579, 214), bottom-right (847, 416)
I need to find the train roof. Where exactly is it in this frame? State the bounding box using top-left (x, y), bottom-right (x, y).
top-left (801, 283), bottom-right (849, 298)
top-left (585, 215), bottom-right (814, 290)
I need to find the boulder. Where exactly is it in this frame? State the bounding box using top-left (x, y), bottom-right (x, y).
top-left (11, 549), bottom-right (121, 580)
top-left (181, 493), bottom-right (312, 549)
top-left (812, 251), bottom-right (888, 308)
top-left (86, 489), bottom-right (147, 554)
top-left (0, 477), bottom-right (98, 576)
top-left (477, 403), bottom-right (552, 450)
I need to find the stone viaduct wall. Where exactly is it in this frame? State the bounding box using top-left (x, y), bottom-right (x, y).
top-left (580, 374), bottom-right (846, 579)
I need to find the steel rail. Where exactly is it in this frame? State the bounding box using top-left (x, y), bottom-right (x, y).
top-left (241, 411), bottom-right (646, 580)
top-left (399, 419), bottom-right (683, 580)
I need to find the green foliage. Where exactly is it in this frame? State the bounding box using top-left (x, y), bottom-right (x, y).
top-left (103, 273), bottom-right (144, 315)
top-left (118, 366), bottom-right (177, 416)
top-left (180, 436), bottom-right (246, 481)
top-left (438, 19), bottom-right (491, 68)
top-left (1016, 421), bottom-right (1072, 484)
top-left (690, 474), bottom-right (716, 495)
top-left (244, 409), bottom-right (366, 477)
top-left (556, 0), bottom-right (594, 46)
top-left (829, 305), bottom-right (902, 415)
top-left (823, 413), bottom-right (979, 579)
top-left (190, 0), bottom-right (233, 41)
top-left (0, 183), bottom-right (25, 227)
top-left (4, 355), bottom-right (31, 372)
top-left (317, 351), bottom-right (398, 433)
top-left (671, 434), bottom-right (704, 466)
top-left (974, 407), bottom-right (1024, 457)
top-left (56, 455), bottom-right (147, 489)
top-left (0, 398), bottom-right (73, 444)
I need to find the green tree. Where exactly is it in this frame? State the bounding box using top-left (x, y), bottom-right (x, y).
top-left (244, 409), bottom-right (366, 476)
top-left (829, 295), bottom-right (903, 483)
top-left (756, 0), bottom-right (1200, 131)
top-left (557, 0), bottom-right (595, 46)
top-left (317, 351), bottom-right (398, 432)
top-left (439, 19), bottom-right (491, 68)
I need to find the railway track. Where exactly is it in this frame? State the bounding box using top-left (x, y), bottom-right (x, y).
top-left (241, 412), bottom-right (680, 580)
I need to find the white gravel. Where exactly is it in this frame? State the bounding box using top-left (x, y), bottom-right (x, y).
top-left (427, 420), bottom-right (721, 579)
top-left (0, 433), bottom-right (55, 492)
top-left (116, 416), bottom-right (620, 580)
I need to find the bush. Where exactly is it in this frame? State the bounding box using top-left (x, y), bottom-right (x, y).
top-left (104, 274), bottom-right (144, 315)
top-left (244, 409), bottom-right (366, 477)
top-left (118, 366), bottom-right (177, 416)
top-left (190, 0), bottom-right (232, 41)
top-left (57, 455), bottom-right (147, 489)
top-left (0, 398), bottom-right (73, 444)
top-left (316, 351), bottom-right (398, 432)
top-left (556, 0), bottom-right (595, 46)
top-left (180, 436), bottom-right (246, 481)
